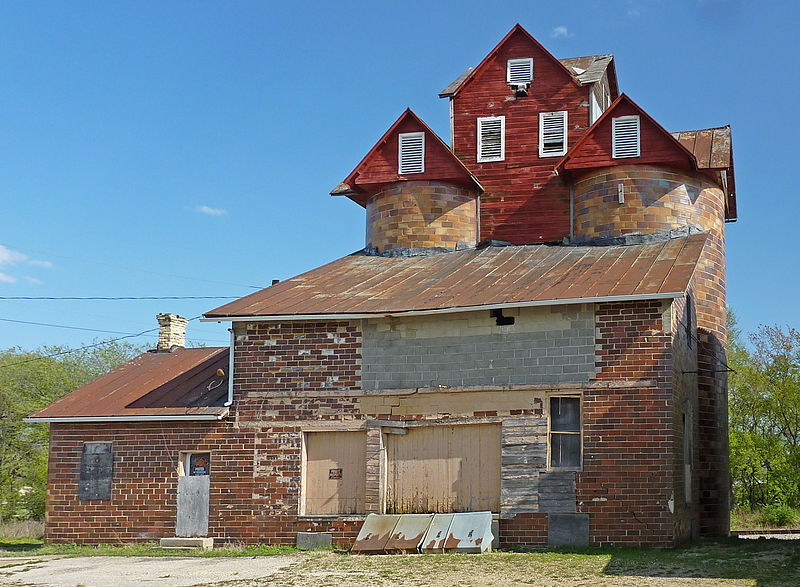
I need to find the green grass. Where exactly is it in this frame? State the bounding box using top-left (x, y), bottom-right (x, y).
top-left (0, 538), bottom-right (294, 557)
top-left (732, 507), bottom-right (800, 531)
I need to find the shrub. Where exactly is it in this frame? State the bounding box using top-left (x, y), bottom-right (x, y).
top-left (760, 503), bottom-right (798, 527)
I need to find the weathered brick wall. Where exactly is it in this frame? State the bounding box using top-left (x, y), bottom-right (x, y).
top-left (362, 305), bottom-right (595, 389)
top-left (577, 300), bottom-right (675, 547)
top-left (365, 181), bottom-right (478, 252)
top-left (574, 165), bottom-right (729, 535)
top-left (233, 321), bottom-right (361, 393)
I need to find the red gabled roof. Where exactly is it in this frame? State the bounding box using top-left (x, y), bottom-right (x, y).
top-left (440, 24), bottom-right (581, 99)
top-left (331, 108), bottom-right (483, 207)
top-left (556, 93), bottom-right (698, 174)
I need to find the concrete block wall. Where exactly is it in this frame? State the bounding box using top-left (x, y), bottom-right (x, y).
top-left (362, 305), bottom-right (595, 390)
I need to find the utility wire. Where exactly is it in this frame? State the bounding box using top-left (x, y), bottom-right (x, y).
top-left (0, 295), bottom-right (240, 300)
top-left (0, 315), bottom-right (206, 370)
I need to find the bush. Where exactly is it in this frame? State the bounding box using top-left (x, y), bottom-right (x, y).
top-left (760, 503), bottom-right (798, 527)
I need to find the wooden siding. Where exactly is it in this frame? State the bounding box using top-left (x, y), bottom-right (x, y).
top-left (304, 431), bottom-right (366, 515)
top-left (562, 98), bottom-right (695, 172)
top-left (386, 424), bottom-right (501, 513)
top-left (450, 28), bottom-right (590, 244)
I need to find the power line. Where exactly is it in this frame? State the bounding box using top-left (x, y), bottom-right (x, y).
top-left (0, 315), bottom-right (207, 370)
top-left (0, 317), bottom-right (228, 345)
top-left (0, 317), bottom-right (134, 335)
top-left (0, 295), bottom-right (240, 300)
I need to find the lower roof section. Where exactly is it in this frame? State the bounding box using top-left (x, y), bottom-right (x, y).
top-left (205, 233), bottom-right (708, 320)
top-left (28, 347), bottom-right (230, 422)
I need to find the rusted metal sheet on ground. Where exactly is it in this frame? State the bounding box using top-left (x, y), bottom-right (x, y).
top-left (384, 514), bottom-right (435, 553)
top-left (443, 511), bottom-right (494, 553)
top-left (420, 514), bottom-right (455, 554)
top-left (205, 235), bottom-right (708, 322)
top-left (351, 514), bottom-right (401, 554)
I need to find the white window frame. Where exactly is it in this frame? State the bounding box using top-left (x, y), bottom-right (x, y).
top-left (398, 131), bottom-right (425, 175)
top-left (548, 395), bottom-right (583, 471)
top-left (477, 116), bottom-right (505, 163)
top-left (539, 111), bottom-right (568, 158)
top-left (590, 91), bottom-right (603, 125)
top-left (612, 115), bottom-right (641, 159)
top-left (507, 57), bottom-right (534, 85)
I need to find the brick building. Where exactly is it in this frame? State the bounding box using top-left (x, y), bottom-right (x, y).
top-left (30, 24), bottom-right (737, 548)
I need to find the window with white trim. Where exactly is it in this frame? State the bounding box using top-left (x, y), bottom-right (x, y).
top-left (539, 111), bottom-right (568, 157)
top-left (398, 132), bottom-right (425, 174)
top-left (612, 115), bottom-right (640, 158)
top-left (549, 396), bottom-right (581, 469)
top-left (477, 116), bottom-right (505, 162)
top-left (507, 58), bottom-right (533, 85)
top-left (590, 92), bottom-right (603, 125)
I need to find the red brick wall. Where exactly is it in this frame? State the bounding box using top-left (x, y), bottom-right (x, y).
top-left (234, 321), bottom-right (361, 393)
top-left (450, 28), bottom-right (589, 244)
top-left (577, 301), bottom-right (676, 547)
top-left (499, 514), bottom-right (548, 548)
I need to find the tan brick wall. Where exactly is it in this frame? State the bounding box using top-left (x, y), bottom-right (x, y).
top-left (365, 180), bottom-right (478, 252)
top-left (574, 164), bottom-right (729, 536)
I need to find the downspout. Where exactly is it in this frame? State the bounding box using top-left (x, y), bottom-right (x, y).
top-left (225, 327), bottom-right (235, 407)
top-left (569, 180), bottom-right (575, 242)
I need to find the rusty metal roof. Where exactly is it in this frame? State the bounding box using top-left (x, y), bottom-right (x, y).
top-left (671, 126), bottom-right (737, 221)
top-left (439, 54), bottom-right (615, 98)
top-left (28, 347), bottom-right (229, 421)
top-left (206, 234), bottom-right (708, 319)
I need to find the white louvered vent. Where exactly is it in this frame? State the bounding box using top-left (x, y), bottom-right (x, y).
top-left (398, 132), bottom-right (425, 174)
top-left (612, 115), bottom-right (640, 158)
top-left (477, 116), bottom-right (505, 162)
top-left (539, 111), bottom-right (568, 157)
top-left (507, 58), bottom-right (534, 85)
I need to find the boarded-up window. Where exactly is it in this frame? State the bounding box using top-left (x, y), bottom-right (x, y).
top-left (386, 424), bottom-right (501, 513)
top-left (549, 397), bottom-right (582, 469)
top-left (79, 442), bottom-right (113, 501)
top-left (304, 431), bottom-right (366, 515)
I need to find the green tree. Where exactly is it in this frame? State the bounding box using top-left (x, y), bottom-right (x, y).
top-left (0, 341), bottom-right (144, 520)
top-left (728, 310), bottom-right (800, 509)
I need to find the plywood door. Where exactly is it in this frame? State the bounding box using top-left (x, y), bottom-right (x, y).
top-left (386, 424), bottom-right (501, 514)
top-left (304, 431), bottom-right (366, 515)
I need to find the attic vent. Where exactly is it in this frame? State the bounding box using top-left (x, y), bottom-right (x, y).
top-left (507, 58), bottom-right (533, 85)
top-left (539, 111), bottom-right (568, 157)
top-left (612, 115), bottom-right (640, 158)
top-left (398, 132), bottom-right (425, 174)
top-left (477, 116), bottom-right (505, 162)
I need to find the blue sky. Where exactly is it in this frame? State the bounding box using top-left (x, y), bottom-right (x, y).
top-left (1, 0), bottom-right (797, 351)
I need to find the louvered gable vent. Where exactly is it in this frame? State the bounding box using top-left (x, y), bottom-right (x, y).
top-left (477, 116), bottom-right (505, 162)
top-left (398, 132), bottom-right (425, 174)
top-left (507, 58), bottom-right (533, 85)
top-left (612, 115), bottom-right (640, 159)
top-left (539, 111), bottom-right (568, 157)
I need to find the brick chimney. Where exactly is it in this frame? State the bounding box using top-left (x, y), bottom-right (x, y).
top-left (156, 313), bottom-right (188, 351)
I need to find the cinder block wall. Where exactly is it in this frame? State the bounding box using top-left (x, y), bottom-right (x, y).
top-left (362, 305), bottom-right (595, 389)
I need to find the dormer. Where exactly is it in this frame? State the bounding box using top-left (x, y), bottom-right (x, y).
top-left (331, 109), bottom-right (483, 253)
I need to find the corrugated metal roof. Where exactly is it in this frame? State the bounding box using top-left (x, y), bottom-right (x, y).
top-left (206, 234), bottom-right (708, 319)
top-left (439, 55), bottom-right (614, 98)
top-left (29, 347), bottom-right (229, 420)
top-left (671, 126), bottom-right (731, 169)
top-left (558, 54), bottom-right (614, 85)
top-left (671, 126), bottom-right (737, 221)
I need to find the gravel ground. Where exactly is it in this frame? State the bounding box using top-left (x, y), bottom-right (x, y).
top-left (0, 555), bottom-right (294, 587)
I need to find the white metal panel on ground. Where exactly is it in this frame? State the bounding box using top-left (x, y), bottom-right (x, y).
top-left (443, 511), bottom-right (493, 553)
top-left (351, 514), bottom-right (401, 554)
top-left (420, 513), bottom-right (455, 553)
top-left (386, 423), bottom-right (501, 513)
top-left (384, 513), bottom-right (434, 553)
